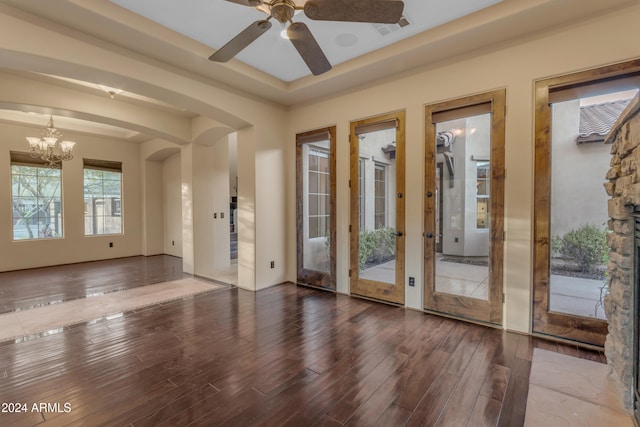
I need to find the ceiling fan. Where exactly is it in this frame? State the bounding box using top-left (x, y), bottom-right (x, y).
top-left (209, 0), bottom-right (405, 76)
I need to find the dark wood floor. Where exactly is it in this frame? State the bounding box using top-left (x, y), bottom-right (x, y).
top-left (0, 257), bottom-right (605, 427)
top-left (0, 255), bottom-right (186, 314)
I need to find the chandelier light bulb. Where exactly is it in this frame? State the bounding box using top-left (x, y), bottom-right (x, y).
top-left (25, 116), bottom-right (76, 167)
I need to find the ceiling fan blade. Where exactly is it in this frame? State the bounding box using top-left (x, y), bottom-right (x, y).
top-left (287, 22), bottom-right (332, 76)
top-left (209, 20), bottom-right (272, 62)
top-left (224, 0), bottom-right (263, 6)
top-left (304, 0), bottom-right (404, 24)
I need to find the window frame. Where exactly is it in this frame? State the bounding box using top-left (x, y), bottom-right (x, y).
top-left (10, 152), bottom-right (64, 241)
top-left (374, 162), bottom-right (387, 230)
top-left (307, 146), bottom-right (330, 239)
top-left (532, 59), bottom-right (640, 346)
top-left (83, 159), bottom-right (123, 236)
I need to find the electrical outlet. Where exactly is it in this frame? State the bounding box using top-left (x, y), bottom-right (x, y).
top-left (214, 213), bottom-right (217, 219)
top-left (409, 277), bottom-right (415, 287)
top-left (221, 212), bottom-right (224, 219)
top-left (270, 261), bottom-right (275, 269)
top-left (172, 240), bottom-right (175, 246)
top-left (109, 242), bottom-right (113, 248)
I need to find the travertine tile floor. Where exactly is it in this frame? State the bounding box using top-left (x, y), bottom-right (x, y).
top-left (525, 348), bottom-right (635, 426)
top-left (206, 262), bottom-right (238, 286)
top-left (0, 278), bottom-right (223, 343)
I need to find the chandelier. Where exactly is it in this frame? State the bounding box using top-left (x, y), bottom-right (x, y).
top-left (26, 116), bottom-right (76, 167)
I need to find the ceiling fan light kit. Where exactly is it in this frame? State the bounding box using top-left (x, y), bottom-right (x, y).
top-left (210, 0), bottom-right (405, 76)
top-left (270, 0), bottom-right (296, 23)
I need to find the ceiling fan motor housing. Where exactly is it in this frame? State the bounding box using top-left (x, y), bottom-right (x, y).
top-left (270, 0), bottom-right (296, 24)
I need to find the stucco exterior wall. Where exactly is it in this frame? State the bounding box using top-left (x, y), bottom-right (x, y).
top-left (551, 100), bottom-right (611, 240)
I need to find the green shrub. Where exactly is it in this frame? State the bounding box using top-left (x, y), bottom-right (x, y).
top-left (552, 224), bottom-right (608, 273)
top-left (359, 228), bottom-right (396, 270)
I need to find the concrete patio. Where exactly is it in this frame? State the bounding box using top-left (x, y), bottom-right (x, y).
top-left (360, 256), bottom-right (606, 320)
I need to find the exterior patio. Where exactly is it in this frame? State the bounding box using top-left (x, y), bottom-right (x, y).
top-left (361, 256), bottom-right (605, 320)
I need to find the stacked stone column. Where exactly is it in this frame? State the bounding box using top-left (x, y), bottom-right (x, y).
top-left (604, 96), bottom-right (640, 412)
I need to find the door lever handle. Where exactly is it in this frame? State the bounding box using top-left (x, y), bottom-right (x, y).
top-left (396, 231), bottom-right (403, 237)
top-left (424, 232), bottom-right (433, 238)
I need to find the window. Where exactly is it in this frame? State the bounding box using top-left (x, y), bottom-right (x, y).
top-left (84, 159), bottom-right (122, 235)
top-left (476, 161), bottom-right (490, 229)
top-left (374, 163), bottom-right (386, 229)
top-left (11, 152), bottom-right (63, 240)
top-left (307, 148), bottom-right (329, 239)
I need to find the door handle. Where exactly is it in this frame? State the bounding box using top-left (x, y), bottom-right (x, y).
top-left (424, 232), bottom-right (433, 238)
top-left (396, 231), bottom-right (403, 237)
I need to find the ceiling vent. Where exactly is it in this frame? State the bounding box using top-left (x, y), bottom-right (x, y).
top-left (373, 16), bottom-right (410, 36)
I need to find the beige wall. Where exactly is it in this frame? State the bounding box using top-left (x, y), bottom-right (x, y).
top-left (142, 159), bottom-right (165, 256)
top-left (162, 151), bottom-right (182, 258)
top-left (192, 138), bottom-right (232, 279)
top-left (0, 122), bottom-right (142, 271)
top-left (286, 5), bottom-right (640, 333)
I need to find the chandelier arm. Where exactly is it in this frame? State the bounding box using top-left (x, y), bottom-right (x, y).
top-left (24, 116), bottom-right (76, 167)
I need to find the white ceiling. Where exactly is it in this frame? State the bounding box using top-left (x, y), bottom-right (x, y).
top-left (110, 0), bottom-right (502, 82)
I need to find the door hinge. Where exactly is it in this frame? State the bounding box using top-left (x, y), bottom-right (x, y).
top-left (502, 293), bottom-right (505, 304)
top-left (349, 269), bottom-right (352, 277)
top-left (349, 179), bottom-right (351, 188)
top-left (503, 229), bottom-right (507, 241)
top-left (349, 224), bottom-right (352, 232)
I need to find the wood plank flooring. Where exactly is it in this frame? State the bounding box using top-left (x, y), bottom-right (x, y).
top-left (0, 255), bottom-right (186, 314)
top-left (0, 257), bottom-right (606, 426)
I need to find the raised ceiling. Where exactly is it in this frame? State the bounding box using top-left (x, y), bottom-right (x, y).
top-left (1, 0), bottom-right (636, 107)
top-left (0, 0), bottom-right (637, 142)
top-left (110, 0), bottom-right (502, 82)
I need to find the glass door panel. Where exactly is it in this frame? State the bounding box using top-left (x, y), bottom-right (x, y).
top-left (424, 90), bottom-right (505, 325)
top-left (549, 91), bottom-right (637, 320)
top-left (434, 114), bottom-right (491, 301)
top-left (297, 127), bottom-right (336, 289)
top-left (534, 63), bottom-right (640, 346)
top-left (358, 130), bottom-right (396, 285)
top-left (350, 112), bottom-right (405, 304)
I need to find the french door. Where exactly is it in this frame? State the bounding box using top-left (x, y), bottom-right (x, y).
top-left (424, 90), bottom-right (505, 325)
top-left (349, 112), bottom-right (405, 304)
top-left (533, 61), bottom-right (640, 346)
top-left (296, 127), bottom-right (336, 289)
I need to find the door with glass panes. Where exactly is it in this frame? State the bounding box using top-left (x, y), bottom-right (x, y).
top-left (349, 112), bottom-right (405, 304)
top-left (424, 90), bottom-right (505, 325)
top-left (296, 127), bottom-right (336, 289)
top-left (533, 62), bottom-right (640, 346)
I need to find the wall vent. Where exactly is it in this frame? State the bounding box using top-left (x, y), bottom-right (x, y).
top-left (373, 16), bottom-right (410, 36)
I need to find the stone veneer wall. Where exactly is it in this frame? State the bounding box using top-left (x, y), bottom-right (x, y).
top-left (604, 93), bottom-right (640, 412)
